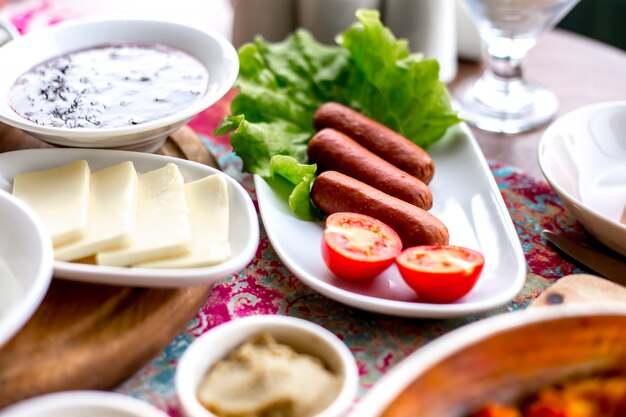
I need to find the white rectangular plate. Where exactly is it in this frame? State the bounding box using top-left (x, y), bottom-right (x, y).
top-left (0, 148), bottom-right (259, 288)
top-left (255, 124), bottom-right (526, 318)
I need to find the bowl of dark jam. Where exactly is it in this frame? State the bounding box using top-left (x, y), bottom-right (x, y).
top-left (0, 18), bottom-right (238, 152)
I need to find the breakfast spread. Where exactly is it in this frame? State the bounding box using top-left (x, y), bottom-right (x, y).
top-left (8, 43), bottom-right (208, 129)
top-left (12, 160), bottom-right (231, 268)
top-left (197, 332), bottom-right (341, 417)
top-left (1, 5), bottom-right (593, 415)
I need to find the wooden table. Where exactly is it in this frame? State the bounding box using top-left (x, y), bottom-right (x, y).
top-left (449, 29), bottom-right (626, 179)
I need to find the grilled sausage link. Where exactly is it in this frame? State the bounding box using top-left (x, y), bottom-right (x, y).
top-left (308, 128), bottom-right (432, 210)
top-left (311, 171), bottom-right (448, 248)
top-left (313, 102), bottom-right (435, 184)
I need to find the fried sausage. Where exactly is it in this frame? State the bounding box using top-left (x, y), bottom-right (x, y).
top-left (313, 102), bottom-right (435, 184)
top-left (311, 171), bottom-right (448, 248)
top-left (308, 128), bottom-right (432, 210)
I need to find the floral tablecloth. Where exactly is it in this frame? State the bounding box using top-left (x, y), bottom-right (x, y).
top-left (1, 3), bottom-right (588, 416)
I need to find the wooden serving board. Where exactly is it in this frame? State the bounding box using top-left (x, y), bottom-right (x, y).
top-left (0, 124), bottom-right (217, 407)
top-left (529, 274), bottom-right (626, 308)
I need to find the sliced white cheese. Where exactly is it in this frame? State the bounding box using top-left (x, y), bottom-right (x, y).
top-left (12, 160), bottom-right (90, 246)
top-left (96, 163), bottom-right (190, 267)
top-left (54, 161), bottom-right (138, 262)
top-left (137, 174), bottom-right (231, 268)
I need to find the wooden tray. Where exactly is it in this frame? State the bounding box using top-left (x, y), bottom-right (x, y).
top-left (0, 124), bottom-right (217, 407)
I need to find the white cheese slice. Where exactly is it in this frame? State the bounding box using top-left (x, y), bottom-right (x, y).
top-left (54, 161), bottom-right (138, 262)
top-left (12, 160), bottom-right (90, 246)
top-left (96, 163), bottom-right (190, 267)
top-left (137, 174), bottom-right (231, 268)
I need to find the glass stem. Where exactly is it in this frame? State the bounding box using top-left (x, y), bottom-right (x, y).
top-left (474, 40), bottom-right (536, 114)
top-left (488, 54), bottom-right (523, 82)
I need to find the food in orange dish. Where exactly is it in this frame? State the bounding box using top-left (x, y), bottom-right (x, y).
top-left (469, 376), bottom-right (626, 417)
top-left (469, 403), bottom-right (522, 417)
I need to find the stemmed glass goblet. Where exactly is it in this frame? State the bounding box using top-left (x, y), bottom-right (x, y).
top-left (455, 0), bottom-right (581, 134)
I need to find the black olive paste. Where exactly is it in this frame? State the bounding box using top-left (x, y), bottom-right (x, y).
top-left (8, 43), bottom-right (209, 129)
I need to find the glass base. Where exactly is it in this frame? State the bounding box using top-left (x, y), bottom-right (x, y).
top-left (454, 76), bottom-right (559, 134)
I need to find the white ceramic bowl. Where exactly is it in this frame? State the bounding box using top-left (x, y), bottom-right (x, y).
top-left (538, 101), bottom-right (626, 256)
top-left (0, 391), bottom-right (170, 417)
top-left (176, 315), bottom-right (359, 417)
top-left (0, 18), bottom-right (238, 152)
top-left (0, 190), bottom-right (53, 349)
top-left (351, 304), bottom-right (626, 417)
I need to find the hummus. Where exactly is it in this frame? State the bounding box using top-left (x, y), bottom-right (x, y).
top-left (197, 332), bottom-right (342, 417)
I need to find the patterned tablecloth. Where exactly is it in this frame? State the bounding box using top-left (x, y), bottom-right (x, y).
top-left (1, 3), bottom-right (589, 416)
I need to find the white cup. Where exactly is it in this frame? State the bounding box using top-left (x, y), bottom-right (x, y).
top-left (296, 0), bottom-right (382, 45)
top-left (384, 0), bottom-right (458, 83)
top-left (231, 0), bottom-right (296, 47)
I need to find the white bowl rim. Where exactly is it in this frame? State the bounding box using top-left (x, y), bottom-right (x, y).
top-left (350, 303), bottom-right (626, 417)
top-left (0, 190), bottom-right (53, 348)
top-left (537, 100), bottom-right (626, 233)
top-left (0, 16), bottom-right (239, 139)
top-left (0, 390), bottom-right (170, 417)
top-left (175, 315), bottom-right (359, 417)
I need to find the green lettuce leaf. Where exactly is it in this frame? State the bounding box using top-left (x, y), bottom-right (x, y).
top-left (266, 155), bottom-right (322, 221)
top-left (216, 9), bottom-right (461, 219)
top-left (338, 9), bottom-right (460, 149)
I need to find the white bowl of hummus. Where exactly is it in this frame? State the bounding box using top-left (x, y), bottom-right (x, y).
top-left (176, 315), bottom-right (359, 417)
top-left (0, 18), bottom-right (238, 153)
top-left (0, 391), bottom-right (170, 417)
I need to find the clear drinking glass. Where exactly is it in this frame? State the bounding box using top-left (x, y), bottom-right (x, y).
top-left (455, 0), bottom-right (581, 134)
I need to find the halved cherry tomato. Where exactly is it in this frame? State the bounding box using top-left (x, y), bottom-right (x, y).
top-left (396, 245), bottom-right (485, 303)
top-left (321, 212), bottom-right (402, 281)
